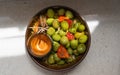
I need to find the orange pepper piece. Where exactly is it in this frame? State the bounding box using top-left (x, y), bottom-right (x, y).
top-left (58, 16), bottom-right (69, 22)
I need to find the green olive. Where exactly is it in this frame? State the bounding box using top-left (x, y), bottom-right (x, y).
top-left (46, 18), bottom-right (54, 25)
top-left (54, 53), bottom-right (61, 62)
top-left (47, 27), bottom-right (55, 36)
top-left (58, 8), bottom-right (65, 16)
top-left (77, 44), bottom-right (86, 54)
top-left (47, 9), bottom-right (54, 18)
top-left (65, 10), bottom-right (73, 19)
top-left (79, 34), bottom-right (88, 43)
top-left (48, 54), bottom-right (55, 64)
top-left (66, 55), bottom-right (75, 63)
top-left (74, 22), bottom-right (81, 30)
top-left (73, 50), bottom-right (79, 56)
top-left (74, 32), bottom-right (84, 39)
top-left (60, 36), bottom-right (69, 45)
top-left (66, 42), bottom-right (70, 48)
top-left (52, 19), bottom-right (59, 29)
top-left (78, 24), bottom-right (85, 32)
top-left (52, 34), bottom-right (61, 41)
top-left (61, 21), bottom-right (69, 31)
top-left (57, 60), bottom-right (65, 65)
top-left (69, 28), bottom-right (76, 34)
top-left (67, 47), bottom-right (73, 55)
top-left (53, 41), bottom-right (60, 52)
top-left (58, 30), bottom-right (66, 36)
top-left (70, 40), bottom-right (78, 49)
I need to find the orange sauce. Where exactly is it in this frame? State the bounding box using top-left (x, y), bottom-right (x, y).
top-left (30, 34), bottom-right (52, 56)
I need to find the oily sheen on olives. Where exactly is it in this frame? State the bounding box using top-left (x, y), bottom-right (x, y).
top-left (43, 8), bottom-right (88, 65)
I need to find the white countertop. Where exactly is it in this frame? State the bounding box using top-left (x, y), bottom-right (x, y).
top-left (0, 0), bottom-right (120, 75)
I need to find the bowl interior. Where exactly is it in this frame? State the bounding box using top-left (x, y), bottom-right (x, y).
top-left (25, 5), bottom-right (91, 71)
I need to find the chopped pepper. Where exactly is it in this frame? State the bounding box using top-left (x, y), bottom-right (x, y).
top-left (57, 45), bottom-right (69, 58)
top-left (66, 32), bottom-right (74, 40)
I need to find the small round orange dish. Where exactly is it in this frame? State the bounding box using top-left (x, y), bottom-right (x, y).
top-left (27, 33), bottom-right (52, 58)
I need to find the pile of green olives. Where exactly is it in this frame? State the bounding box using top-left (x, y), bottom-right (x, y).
top-left (45, 8), bottom-right (88, 65)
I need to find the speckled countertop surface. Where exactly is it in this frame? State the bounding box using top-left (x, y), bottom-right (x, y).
top-left (0, 0), bottom-right (120, 75)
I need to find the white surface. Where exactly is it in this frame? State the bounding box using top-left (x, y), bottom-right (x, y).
top-left (0, 0), bottom-right (120, 75)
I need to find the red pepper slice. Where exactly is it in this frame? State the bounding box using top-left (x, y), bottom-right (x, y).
top-left (57, 45), bottom-right (69, 58)
top-left (66, 32), bottom-right (74, 40)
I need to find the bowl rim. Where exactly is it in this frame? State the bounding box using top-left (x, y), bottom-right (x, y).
top-left (25, 5), bottom-right (91, 71)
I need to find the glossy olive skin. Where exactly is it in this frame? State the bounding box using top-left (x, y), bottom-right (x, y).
top-left (25, 5), bottom-right (91, 71)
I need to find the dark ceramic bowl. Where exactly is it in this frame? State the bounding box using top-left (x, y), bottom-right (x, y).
top-left (25, 6), bottom-right (91, 71)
